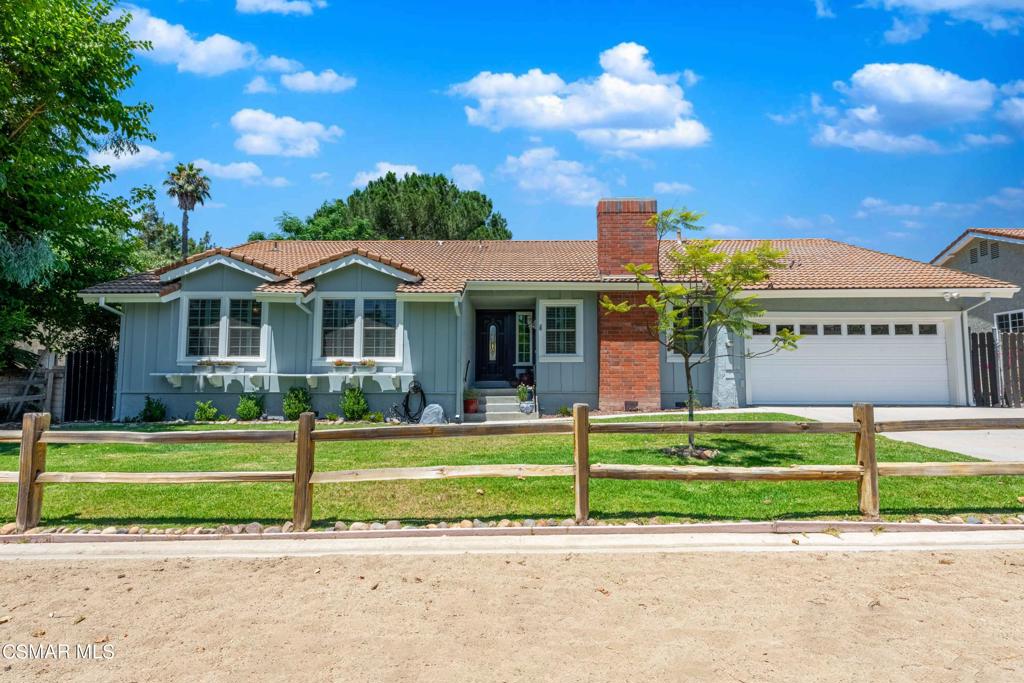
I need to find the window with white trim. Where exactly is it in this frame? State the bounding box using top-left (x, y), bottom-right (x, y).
top-left (182, 296), bottom-right (265, 361)
top-left (996, 310), bottom-right (1024, 333)
top-left (322, 299), bottom-right (356, 357)
top-left (515, 312), bottom-right (533, 365)
top-left (538, 300), bottom-right (583, 362)
top-left (315, 295), bottom-right (402, 363)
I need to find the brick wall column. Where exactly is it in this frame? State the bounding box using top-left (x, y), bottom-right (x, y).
top-left (598, 291), bottom-right (661, 412)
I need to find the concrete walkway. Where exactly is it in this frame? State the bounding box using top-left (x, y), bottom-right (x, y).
top-left (3, 528), bottom-right (1024, 560)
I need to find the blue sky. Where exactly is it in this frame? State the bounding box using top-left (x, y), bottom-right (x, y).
top-left (94, 0), bottom-right (1024, 261)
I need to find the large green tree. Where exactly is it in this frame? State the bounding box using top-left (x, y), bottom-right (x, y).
top-left (250, 172), bottom-right (511, 241)
top-left (0, 0), bottom-right (152, 369)
top-left (130, 185), bottom-right (212, 270)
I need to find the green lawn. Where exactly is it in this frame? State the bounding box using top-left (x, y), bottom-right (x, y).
top-left (1, 412), bottom-right (1022, 528)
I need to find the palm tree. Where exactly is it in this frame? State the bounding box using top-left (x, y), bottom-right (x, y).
top-left (163, 162), bottom-right (212, 259)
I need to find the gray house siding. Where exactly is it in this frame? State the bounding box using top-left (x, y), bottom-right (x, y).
top-left (944, 239), bottom-right (1024, 332)
top-left (113, 263), bottom-right (459, 420)
top-left (535, 292), bottom-right (599, 413)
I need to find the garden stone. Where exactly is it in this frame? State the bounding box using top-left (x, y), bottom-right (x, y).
top-left (472, 520), bottom-right (486, 528)
top-left (88, 529), bottom-right (102, 534)
top-left (560, 519), bottom-right (576, 527)
top-left (349, 522), bottom-right (369, 531)
top-left (264, 526), bottom-right (282, 534)
top-left (385, 520), bottom-right (401, 530)
top-left (216, 525), bottom-right (232, 534)
top-left (128, 526), bottom-right (141, 534)
top-left (535, 519), bottom-right (548, 527)
top-left (497, 519), bottom-right (511, 528)
top-left (512, 520), bottom-right (523, 527)
top-left (369, 522), bottom-right (386, 530)
top-left (0, 523), bottom-right (17, 535)
top-left (459, 520), bottom-right (473, 528)
top-left (948, 516), bottom-right (964, 524)
top-left (244, 522), bottom-right (263, 534)
top-left (522, 519), bottom-right (536, 527)
top-left (230, 525), bottom-right (244, 534)
top-left (436, 522), bottom-right (448, 529)
top-left (282, 521), bottom-right (294, 533)
top-left (101, 526), bottom-right (117, 535)
top-left (426, 524), bottom-right (437, 529)
top-left (333, 521), bottom-right (348, 531)
top-left (918, 518), bottom-right (938, 525)
top-left (966, 516), bottom-right (982, 524)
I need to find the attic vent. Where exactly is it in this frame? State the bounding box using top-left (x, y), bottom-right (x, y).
top-left (979, 239), bottom-right (989, 257)
top-left (991, 242), bottom-right (1000, 259)
top-left (969, 247), bottom-right (978, 264)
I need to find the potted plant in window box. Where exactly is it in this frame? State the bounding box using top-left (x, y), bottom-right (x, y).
top-left (463, 387), bottom-right (479, 414)
top-left (517, 383), bottom-right (535, 414)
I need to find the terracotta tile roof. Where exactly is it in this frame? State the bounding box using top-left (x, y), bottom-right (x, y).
top-left (151, 245), bottom-right (289, 278)
top-left (933, 227), bottom-right (1024, 264)
top-left (82, 237), bottom-right (1017, 296)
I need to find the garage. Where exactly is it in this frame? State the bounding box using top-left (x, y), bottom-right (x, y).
top-left (746, 318), bottom-right (955, 405)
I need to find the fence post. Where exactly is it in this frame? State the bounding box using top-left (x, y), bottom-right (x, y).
top-left (293, 412), bottom-right (316, 531)
top-left (572, 403), bottom-right (590, 523)
top-left (16, 412), bottom-right (51, 532)
top-left (853, 403), bottom-right (879, 519)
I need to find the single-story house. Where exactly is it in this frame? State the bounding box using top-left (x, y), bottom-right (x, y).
top-left (931, 228), bottom-right (1024, 334)
top-left (81, 199), bottom-right (1019, 420)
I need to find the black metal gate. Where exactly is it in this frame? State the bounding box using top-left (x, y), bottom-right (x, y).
top-left (971, 331), bottom-right (1024, 408)
top-left (63, 349), bottom-right (117, 422)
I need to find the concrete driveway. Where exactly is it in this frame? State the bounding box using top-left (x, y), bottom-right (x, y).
top-left (737, 406), bottom-right (1024, 462)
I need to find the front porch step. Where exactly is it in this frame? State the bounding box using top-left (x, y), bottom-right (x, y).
top-left (463, 411), bottom-right (539, 423)
top-left (479, 395), bottom-right (520, 407)
top-left (473, 387), bottom-right (517, 397)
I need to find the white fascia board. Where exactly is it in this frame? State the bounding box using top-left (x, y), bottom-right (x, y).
top-left (158, 254), bottom-right (278, 283)
top-left (296, 254), bottom-right (420, 283)
top-left (79, 293), bottom-right (161, 303)
top-left (464, 282), bottom-right (1019, 298)
top-left (395, 293), bottom-right (461, 302)
top-left (932, 232), bottom-right (1024, 265)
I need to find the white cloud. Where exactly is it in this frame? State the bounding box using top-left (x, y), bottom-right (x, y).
top-left (280, 69), bottom-right (357, 93)
top-left (1003, 80), bottom-right (1024, 96)
top-left (244, 76), bottom-right (275, 94)
top-left (89, 144), bottom-right (172, 171)
top-left (997, 97), bottom-right (1024, 128)
top-left (855, 195), bottom-right (976, 218)
top-left (194, 158), bottom-right (290, 187)
top-left (310, 171), bottom-right (332, 183)
top-left (497, 147), bottom-right (607, 206)
top-left (883, 15), bottom-right (930, 42)
top-left (962, 132), bottom-right (1013, 147)
top-left (236, 0), bottom-right (327, 16)
top-left (865, 1), bottom-right (1024, 42)
top-left (230, 108), bottom-right (343, 157)
top-left (778, 214), bottom-right (835, 231)
top-left (682, 69), bottom-right (701, 87)
top-left (351, 162), bottom-right (420, 187)
top-left (984, 182), bottom-right (1024, 210)
top-left (258, 55), bottom-right (303, 73)
top-left (653, 181), bottom-right (695, 194)
top-left (813, 0), bottom-right (836, 18)
top-left (813, 63), bottom-right (1000, 153)
top-left (706, 223), bottom-right (745, 237)
top-left (449, 42), bottom-right (709, 150)
top-left (125, 6), bottom-right (258, 76)
top-left (450, 164), bottom-right (484, 190)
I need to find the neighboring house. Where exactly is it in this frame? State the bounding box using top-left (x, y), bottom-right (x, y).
top-left (931, 228), bottom-right (1024, 334)
top-left (80, 199), bottom-right (1019, 420)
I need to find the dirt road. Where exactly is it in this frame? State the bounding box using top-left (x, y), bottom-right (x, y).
top-left (0, 549), bottom-right (1022, 681)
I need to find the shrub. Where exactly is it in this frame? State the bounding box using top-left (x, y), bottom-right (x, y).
top-left (138, 395), bottom-right (167, 422)
top-left (325, 412), bottom-right (340, 421)
top-left (194, 400), bottom-right (218, 422)
top-left (341, 386), bottom-right (369, 421)
top-left (367, 410), bottom-right (384, 423)
top-left (236, 393), bottom-right (264, 421)
top-left (557, 405), bottom-right (571, 417)
top-left (282, 386), bottom-right (312, 420)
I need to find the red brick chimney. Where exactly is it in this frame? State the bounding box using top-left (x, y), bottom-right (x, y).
top-left (597, 198), bottom-right (659, 276)
top-left (596, 198), bottom-right (661, 412)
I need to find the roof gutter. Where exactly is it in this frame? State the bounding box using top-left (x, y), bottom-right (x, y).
top-left (97, 296), bottom-right (124, 318)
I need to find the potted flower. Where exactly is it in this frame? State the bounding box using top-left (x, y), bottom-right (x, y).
top-left (517, 383), bottom-right (535, 414)
top-left (463, 387), bottom-right (479, 414)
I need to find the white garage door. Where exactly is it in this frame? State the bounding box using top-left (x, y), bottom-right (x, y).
top-left (747, 319), bottom-right (951, 405)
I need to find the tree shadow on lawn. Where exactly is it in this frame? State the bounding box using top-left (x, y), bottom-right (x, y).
top-left (608, 436), bottom-right (840, 467)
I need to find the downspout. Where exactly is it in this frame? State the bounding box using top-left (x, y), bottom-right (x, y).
top-left (960, 294), bottom-right (991, 406)
top-left (294, 295), bottom-right (311, 316)
top-left (98, 297), bottom-right (124, 317)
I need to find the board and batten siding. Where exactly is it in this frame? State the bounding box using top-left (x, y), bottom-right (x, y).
top-left (534, 291), bottom-right (599, 413)
top-left (113, 263), bottom-right (459, 420)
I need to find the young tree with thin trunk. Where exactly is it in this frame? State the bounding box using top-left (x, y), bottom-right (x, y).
top-left (600, 208), bottom-right (800, 453)
top-left (163, 162), bottom-right (211, 259)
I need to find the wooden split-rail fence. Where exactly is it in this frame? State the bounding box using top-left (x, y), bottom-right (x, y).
top-left (2, 405), bottom-right (1024, 532)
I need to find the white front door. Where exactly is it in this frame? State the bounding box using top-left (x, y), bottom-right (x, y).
top-left (747, 319), bottom-right (953, 405)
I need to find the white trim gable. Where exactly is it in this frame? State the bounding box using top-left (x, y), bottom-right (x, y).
top-left (296, 254), bottom-right (420, 283)
top-left (159, 254), bottom-right (279, 284)
top-left (932, 231), bottom-right (1024, 266)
